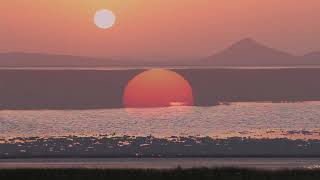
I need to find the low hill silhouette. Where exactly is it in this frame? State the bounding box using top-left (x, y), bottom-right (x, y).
top-left (0, 52), bottom-right (119, 67)
top-left (203, 38), bottom-right (320, 66)
top-left (203, 38), bottom-right (299, 66)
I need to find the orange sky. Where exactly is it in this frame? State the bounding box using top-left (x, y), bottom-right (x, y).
top-left (1, 0), bottom-right (320, 59)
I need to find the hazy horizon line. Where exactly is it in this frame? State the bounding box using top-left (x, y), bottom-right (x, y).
top-left (1, 38), bottom-right (319, 61)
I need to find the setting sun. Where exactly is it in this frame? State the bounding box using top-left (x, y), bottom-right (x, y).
top-left (94, 9), bottom-right (116, 29)
top-left (123, 69), bottom-right (194, 108)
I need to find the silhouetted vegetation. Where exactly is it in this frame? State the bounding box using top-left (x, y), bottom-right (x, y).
top-left (1, 168), bottom-right (320, 180)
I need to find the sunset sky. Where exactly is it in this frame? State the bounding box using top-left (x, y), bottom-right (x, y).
top-left (1, 0), bottom-right (320, 59)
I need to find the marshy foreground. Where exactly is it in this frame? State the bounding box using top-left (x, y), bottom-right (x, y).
top-left (1, 168), bottom-right (320, 180)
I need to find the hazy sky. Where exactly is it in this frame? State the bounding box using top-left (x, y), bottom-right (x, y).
top-left (1, 0), bottom-right (320, 59)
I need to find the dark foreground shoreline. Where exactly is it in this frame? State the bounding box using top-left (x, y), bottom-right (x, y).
top-left (1, 168), bottom-right (320, 180)
top-left (2, 136), bottom-right (320, 158)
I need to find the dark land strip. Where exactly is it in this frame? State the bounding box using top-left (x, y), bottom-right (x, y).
top-left (0, 68), bottom-right (320, 109)
top-left (1, 168), bottom-right (320, 180)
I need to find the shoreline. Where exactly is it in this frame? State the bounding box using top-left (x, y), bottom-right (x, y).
top-left (1, 168), bottom-right (320, 180)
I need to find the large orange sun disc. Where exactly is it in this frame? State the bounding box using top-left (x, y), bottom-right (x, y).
top-left (123, 69), bottom-right (194, 108)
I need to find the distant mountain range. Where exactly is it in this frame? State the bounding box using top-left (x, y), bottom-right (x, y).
top-left (1, 38), bottom-right (320, 67)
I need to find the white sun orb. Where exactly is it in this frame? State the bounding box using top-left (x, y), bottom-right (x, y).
top-left (94, 9), bottom-right (116, 29)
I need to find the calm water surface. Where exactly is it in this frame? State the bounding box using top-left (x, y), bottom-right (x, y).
top-left (0, 158), bottom-right (320, 170)
top-left (1, 102), bottom-right (320, 139)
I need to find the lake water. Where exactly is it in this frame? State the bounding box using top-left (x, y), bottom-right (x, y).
top-left (0, 158), bottom-right (320, 170)
top-left (1, 102), bottom-right (320, 139)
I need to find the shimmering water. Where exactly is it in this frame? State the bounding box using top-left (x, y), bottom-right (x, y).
top-left (1, 102), bottom-right (320, 139)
